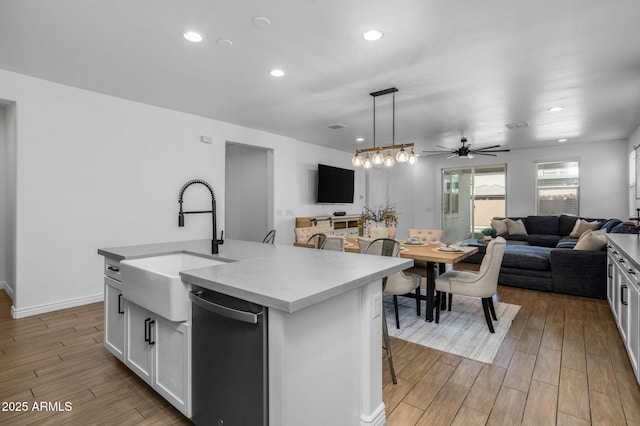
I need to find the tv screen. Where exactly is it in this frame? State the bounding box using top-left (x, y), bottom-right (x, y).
top-left (316, 164), bottom-right (354, 204)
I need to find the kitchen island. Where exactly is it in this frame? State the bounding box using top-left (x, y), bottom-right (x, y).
top-left (98, 239), bottom-right (412, 425)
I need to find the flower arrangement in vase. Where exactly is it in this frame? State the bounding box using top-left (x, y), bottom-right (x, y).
top-left (360, 205), bottom-right (398, 238)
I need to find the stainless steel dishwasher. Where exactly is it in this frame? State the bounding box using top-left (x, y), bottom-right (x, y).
top-left (190, 287), bottom-right (268, 426)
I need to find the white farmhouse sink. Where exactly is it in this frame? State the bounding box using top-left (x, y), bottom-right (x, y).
top-left (121, 253), bottom-right (228, 321)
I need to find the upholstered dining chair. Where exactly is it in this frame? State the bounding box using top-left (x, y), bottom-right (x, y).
top-left (405, 228), bottom-right (448, 307)
top-left (262, 229), bottom-right (276, 244)
top-left (434, 237), bottom-right (506, 333)
top-left (306, 233), bottom-right (327, 249)
top-left (357, 236), bottom-right (373, 253)
top-left (368, 226), bottom-right (389, 240)
top-left (323, 235), bottom-right (345, 251)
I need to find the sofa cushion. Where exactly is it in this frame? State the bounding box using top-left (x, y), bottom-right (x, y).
top-left (574, 229), bottom-right (607, 251)
top-left (556, 237), bottom-right (579, 249)
top-left (525, 215), bottom-right (559, 235)
top-left (506, 218), bottom-right (528, 235)
top-left (569, 219), bottom-right (601, 237)
top-left (491, 218), bottom-right (508, 235)
top-left (601, 218), bottom-right (622, 233)
top-left (525, 234), bottom-right (562, 247)
top-left (501, 245), bottom-right (552, 271)
top-left (559, 214), bottom-right (579, 236)
top-left (611, 222), bottom-right (639, 234)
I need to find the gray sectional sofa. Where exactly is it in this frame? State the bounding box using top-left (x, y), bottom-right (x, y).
top-left (464, 214), bottom-right (634, 299)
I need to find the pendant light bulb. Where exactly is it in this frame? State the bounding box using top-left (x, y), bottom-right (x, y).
top-left (396, 147), bottom-right (409, 163)
top-left (383, 152), bottom-right (395, 167)
top-left (372, 150), bottom-right (383, 165)
top-left (352, 153), bottom-right (363, 167)
top-left (408, 148), bottom-right (418, 165)
top-left (363, 155), bottom-right (373, 169)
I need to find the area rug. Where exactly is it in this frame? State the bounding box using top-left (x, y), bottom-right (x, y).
top-left (384, 296), bottom-right (520, 364)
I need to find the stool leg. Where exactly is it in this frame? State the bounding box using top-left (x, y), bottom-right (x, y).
top-left (382, 309), bottom-right (397, 384)
top-left (393, 295), bottom-right (400, 329)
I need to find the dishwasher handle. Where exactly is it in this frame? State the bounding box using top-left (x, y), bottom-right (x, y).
top-left (190, 291), bottom-right (261, 324)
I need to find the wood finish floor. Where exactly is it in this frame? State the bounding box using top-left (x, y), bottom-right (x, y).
top-left (0, 286), bottom-right (639, 425)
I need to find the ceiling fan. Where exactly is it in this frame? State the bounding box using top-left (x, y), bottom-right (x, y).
top-left (422, 137), bottom-right (510, 159)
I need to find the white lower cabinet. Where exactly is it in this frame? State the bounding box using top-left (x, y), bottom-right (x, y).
top-left (124, 300), bottom-right (191, 418)
top-left (606, 243), bottom-right (640, 385)
top-left (104, 277), bottom-right (125, 361)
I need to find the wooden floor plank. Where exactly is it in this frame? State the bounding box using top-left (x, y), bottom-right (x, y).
top-left (2, 283), bottom-right (640, 426)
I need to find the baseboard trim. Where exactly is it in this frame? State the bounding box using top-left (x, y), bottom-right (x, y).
top-left (360, 403), bottom-right (386, 426)
top-left (11, 293), bottom-right (104, 319)
top-left (0, 282), bottom-right (15, 301)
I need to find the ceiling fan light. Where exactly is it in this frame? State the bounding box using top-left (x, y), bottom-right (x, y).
top-left (467, 153), bottom-right (474, 159)
top-left (383, 152), bottom-right (395, 167)
top-left (363, 155), bottom-right (373, 169)
top-left (396, 147), bottom-right (409, 162)
top-left (352, 153), bottom-right (363, 167)
top-left (372, 150), bottom-right (384, 165)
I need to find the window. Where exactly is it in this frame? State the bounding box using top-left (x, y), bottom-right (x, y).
top-left (536, 161), bottom-right (579, 215)
top-left (443, 172), bottom-right (460, 214)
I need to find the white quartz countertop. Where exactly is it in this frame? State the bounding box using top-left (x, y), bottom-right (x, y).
top-left (98, 239), bottom-right (412, 313)
top-left (608, 233), bottom-right (640, 270)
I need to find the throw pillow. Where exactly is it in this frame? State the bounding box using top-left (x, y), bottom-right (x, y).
top-left (574, 230), bottom-right (607, 251)
top-left (506, 218), bottom-right (528, 235)
top-left (569, 219), bottom-right (601, 238)
top-left (491, 218), bottom-right (508, 235)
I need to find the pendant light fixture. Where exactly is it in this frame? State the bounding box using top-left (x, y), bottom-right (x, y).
top-left (352, 87), bottom-right (417, 168)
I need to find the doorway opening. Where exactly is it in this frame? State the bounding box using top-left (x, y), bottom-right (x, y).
top-left (442, 165), bottom-right (506, 242)
top-left (224, 143), bottom-right (274, 243)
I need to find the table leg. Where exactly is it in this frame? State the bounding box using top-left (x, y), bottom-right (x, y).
top-left (426, 261), bottom-right (435, 322)
top-left (439, 263), bottom-right (447, 310)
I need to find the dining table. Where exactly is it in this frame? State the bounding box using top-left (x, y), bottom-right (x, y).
top-left (294, 237), bottom-right (478, 321)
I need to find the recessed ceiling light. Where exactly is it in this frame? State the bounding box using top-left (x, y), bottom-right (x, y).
top-left (558, 138), bottom-right (568, 143)
top-left (253, 17), bottom-right (271, 29)
top-left (356, 137), bottom-right (364, 142)
top-left (183, 31), bottom-right (204, 42)
top-left (270, 69), bottom-right (285, 77)
top-left (216, 39), bottom-right (233, 48)
top-left (548, 106), bottom-right (564, 112)
top-left (362, 29), bottom-right (383, 41)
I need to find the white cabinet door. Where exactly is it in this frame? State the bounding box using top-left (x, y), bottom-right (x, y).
top-left (153, 317), bottom-right (191, 417)
top-left (104, 277), bottom-right (125, 360)
top-left (627, 278), bottom-right (640, 377)
top-left (125, 301), bottom-right (154, 385)
top-left (607, 248), bottom-right (616, 308)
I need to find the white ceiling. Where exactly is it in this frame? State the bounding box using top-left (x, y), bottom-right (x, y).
top-left (1, 0), bottom-right (640, 154)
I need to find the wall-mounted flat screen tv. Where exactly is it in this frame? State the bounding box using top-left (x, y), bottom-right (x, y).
top-left (316, 164), bottom-right (354, 204)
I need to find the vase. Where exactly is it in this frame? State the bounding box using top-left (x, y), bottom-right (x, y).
top-left (387, 227), bottom-right (397, 240)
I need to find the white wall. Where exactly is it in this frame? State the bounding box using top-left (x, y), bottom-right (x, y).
top-left (629, 124), bottom-right (640, 213)
top-left (394, 140), bottom-right (629, 231)
top-left (0, 106), bottom-right (6, 287)
top-left (0, 69), bottom-right (360, 316)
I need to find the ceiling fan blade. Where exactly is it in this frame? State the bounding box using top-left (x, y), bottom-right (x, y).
top-left (475, 149), bottom-right (510, 153)
top-left (447, 154), bottom-right (459, 159)
top-left (423, 152), bottom-right (454, 157)
top-left (435, 145), bottom-right (454, 150)
top-left (422, 150), bottom-right (455, 153)
top-left (474, 152), bottom-right (498, 156)
top-left (473, 145), bottom-right (502, 151)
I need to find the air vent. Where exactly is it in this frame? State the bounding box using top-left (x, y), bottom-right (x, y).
top-left (505, 122), bottom-right (530, 129)
top-left (326, 123), bottom-right (347, 130)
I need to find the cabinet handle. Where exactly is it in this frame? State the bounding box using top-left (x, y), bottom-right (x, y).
top-left (144, 318), bottom-right (151, 343)
top-left (629, 269), bottom-right (636, 275)
top-left (148, 320), bottom-right (155, 345)
top-left (117, 294), bottom-right (124, 314)
top-left (107, 265), bottom-right (120, 273)
top-left (608, 264), bottom-right (613, 279)
top-left (621, 285), bottom-right (628, 306)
